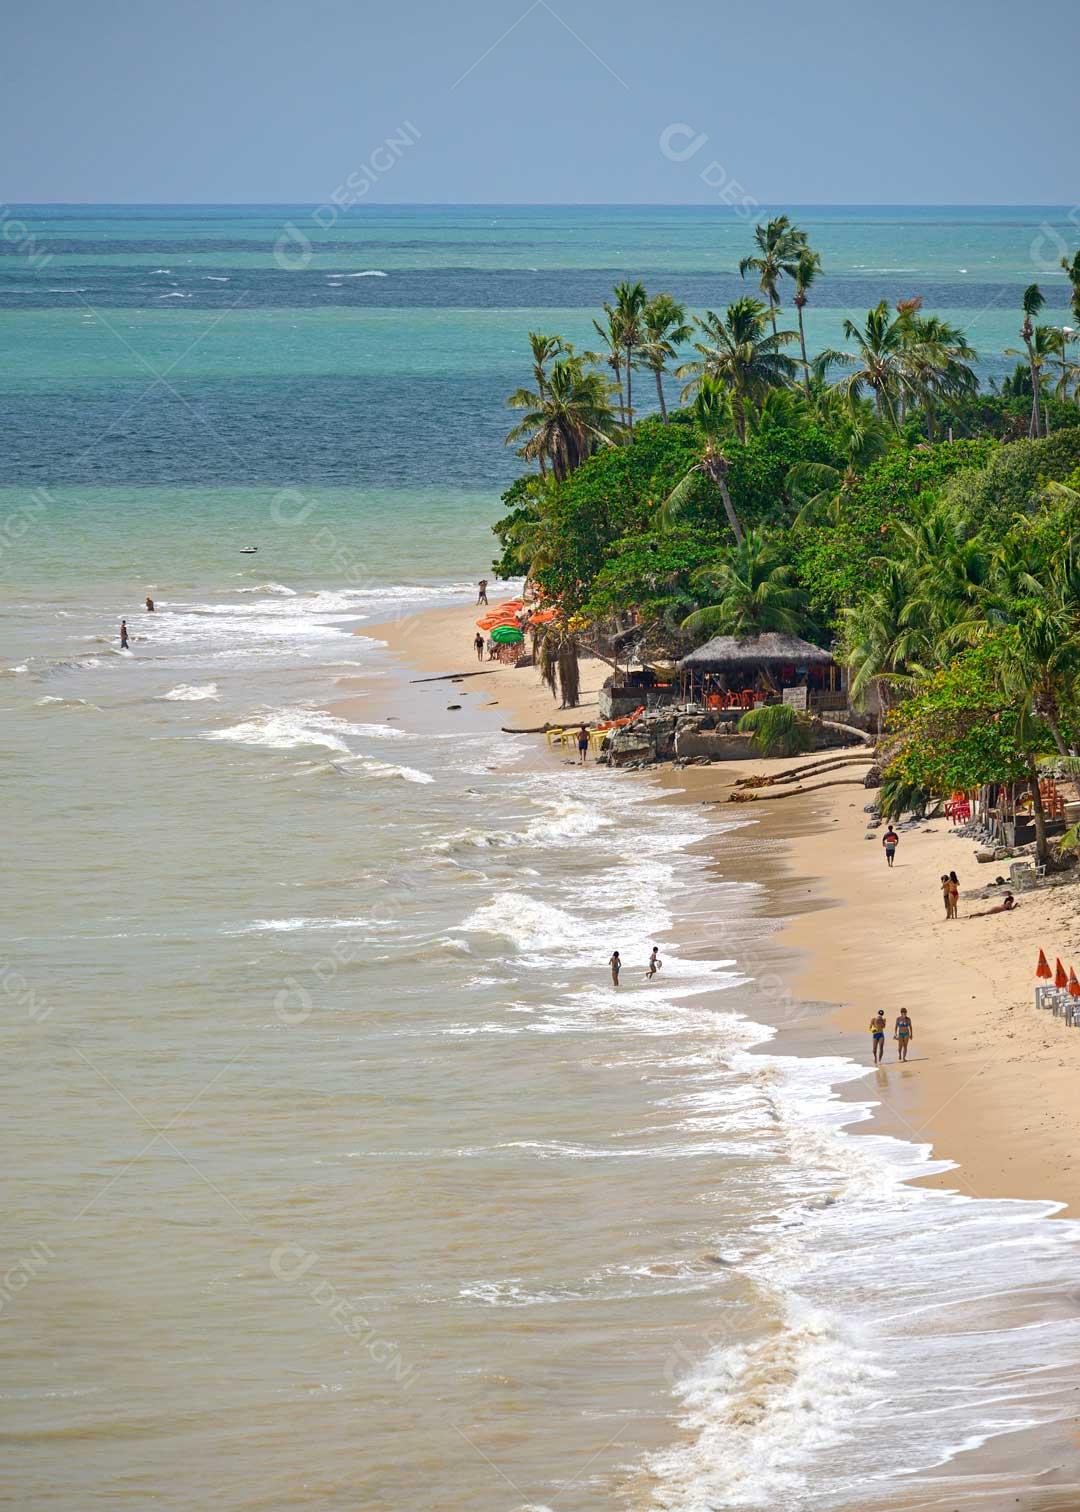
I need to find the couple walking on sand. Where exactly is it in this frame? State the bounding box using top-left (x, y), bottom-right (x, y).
top-left (869, 1008), bottom-right (914, 1063)
top-left (608, 947), bottom-right (661, 986)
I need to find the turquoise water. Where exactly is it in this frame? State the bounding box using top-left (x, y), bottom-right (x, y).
top-left (6, 207), bottom-right (1080, 1511)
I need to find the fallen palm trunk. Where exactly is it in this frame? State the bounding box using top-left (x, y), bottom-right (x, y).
top-left (734, 755), bottom-right (875, 788)
top-left (726, 777), bottom-right (870, 803)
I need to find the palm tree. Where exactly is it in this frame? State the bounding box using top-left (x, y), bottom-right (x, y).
top-left (681, 528), bottom-right (805, 639)
top-left (739, 216), bottom-right (808, 335)
top-left (657, 378), bottom-right (745, 543)
top-left (818, 301), bottom-right (908, 431)
top-left (1019, 284), bottom-right (1046, 438)
top-left (528, 332), bottom-right (561, 397)
top-left (1043, 325), bottom-right (1079, 402)
top-left (787, 403), bottom-right (890, 526)
top-left (505, 355), bottom-right (620, 482)
top-left (1061, 248), bottom-right (1080, 327)
top-left (640, 293), bottom-right (692, 422)
top-left (613, 280), bottom-right (648, 432)
top-left (537, 622), bottom-right (582, 708)
top-left (791, 248), bottom-right (822, 390)
top-left (676, 297), bottom-right (799, 440)
top-left (896, 307), bottom-right (978, 437)
top-left (590, 302), bottom-right (627, 426)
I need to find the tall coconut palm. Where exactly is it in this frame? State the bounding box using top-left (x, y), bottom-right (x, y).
top-left (738, 216), bottom-right (808, 335)
top-left (897, 308), bottom-right (978, 438)
top-left (818, 301), bottom-right (908, 431)
top-left (1061, 248), bottom-right (1080, 327)
top-left (1019, 284), bottom-right (1046, 438)
top-left (657, 378), bottom-right (744, 543)
top-left (1043, 325), bottom-right (1079, 402)
top-left (613, 280), bottom-right (648, 432)
top-left (590, 302), bottom-right (627, 425)
top-left (506, 333), bottom-right (564, 475)
top-left (681, 528), bottom-right (805, 639)
top-left (792, 248), bottom-right (822, 390)
top-left (676, 297), bottom-right (799, 440)
top-left (640, 292), bottom-right (692, 422)
top-left (505, 355), bottom-right (619, 482)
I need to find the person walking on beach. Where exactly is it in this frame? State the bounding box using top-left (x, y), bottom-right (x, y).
top-left (576, 724), bottom-right (589, 764)
top-left (608, 951), bottom-right (621, 987)
top-left (894, 1008), bottom-right (913, 1061)
top-left (882, 826), bottom-right (899, 867)
top-left (646, 946), bottom-right (662, 980)
top-left (477, 579), bottom-right (488, 605)
top-left (869, 1009), bottom-right (887, 1064)
top-left (119, 618), bottom-right (129, 650)
top-left (948, 871), bottom-right (960, 918)
top-left (474, 632), bottom-right (484, 663)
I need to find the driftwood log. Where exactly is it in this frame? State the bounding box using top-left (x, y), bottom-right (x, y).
top-left (728, 777), bottom-right (870, 802)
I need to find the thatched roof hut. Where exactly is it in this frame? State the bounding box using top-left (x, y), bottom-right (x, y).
top-left (678, 633), bottom-right (834, 671)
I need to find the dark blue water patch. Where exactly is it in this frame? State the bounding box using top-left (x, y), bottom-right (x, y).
top-left (0, 376), bottom-right (531, 489)
top-left (1, 265), bottom-right (1069, 313)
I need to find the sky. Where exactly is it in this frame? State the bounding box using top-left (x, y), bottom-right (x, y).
top-left (4, 0), bottom-right (1078, 204)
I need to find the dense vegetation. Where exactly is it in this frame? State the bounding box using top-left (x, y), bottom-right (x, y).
top-left (492, 218), bottom-right (1080, 848)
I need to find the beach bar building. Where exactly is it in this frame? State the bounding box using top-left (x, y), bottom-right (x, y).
top-left (677, 632), bottom-right (844, 712)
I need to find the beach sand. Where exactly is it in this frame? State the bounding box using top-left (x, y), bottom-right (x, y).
top-left (367, 595), bottom-right (1080, 1217)
top-left (360, 596), bottom-right (1080, 1506)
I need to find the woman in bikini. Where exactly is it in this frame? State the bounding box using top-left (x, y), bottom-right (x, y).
top-left (894, 1009), bottom-right (913, 1061)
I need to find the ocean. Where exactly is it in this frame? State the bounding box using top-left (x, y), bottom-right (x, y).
top-left (4, 205), bottom-right (1080, 1511)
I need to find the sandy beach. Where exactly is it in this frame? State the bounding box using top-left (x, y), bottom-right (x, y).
top-left (367, 593), bottom-right (1080, 1218)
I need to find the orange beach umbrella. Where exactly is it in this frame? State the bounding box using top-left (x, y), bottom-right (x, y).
top-left (1036, 949), bottom-right (1052, 979)
top-left (1069, 970), bottom-right (1080, 999)
top-left (1054, 958), bottom-right (1068, 990)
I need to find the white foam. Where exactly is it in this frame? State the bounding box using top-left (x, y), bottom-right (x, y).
top-left (202, 710), bottom-right (356, 754)
top-left (219, 916), bottom-right (369, 935)
top-left (159, 683), bottom-right (221, 702)
top-left (344, 270), bottom-right (388, 277)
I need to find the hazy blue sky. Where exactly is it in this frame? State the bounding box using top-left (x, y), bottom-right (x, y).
top-left (5, 0), bottom-right (1077, 203)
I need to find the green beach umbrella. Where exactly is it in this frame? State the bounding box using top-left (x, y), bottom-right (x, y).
top-left (490, 624), bottom-right (524, 644)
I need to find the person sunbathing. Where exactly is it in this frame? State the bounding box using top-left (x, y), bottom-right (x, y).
top-left (966, 893), bottom-right (1018, 918)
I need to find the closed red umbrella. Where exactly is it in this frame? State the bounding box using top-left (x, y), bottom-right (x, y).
top-left (1036, 949), bottom-right (1052, 979)
top-left (1055, 958), bottom-right (1068, 990)
top-left (1069, 970), bottom-right (1080, 999)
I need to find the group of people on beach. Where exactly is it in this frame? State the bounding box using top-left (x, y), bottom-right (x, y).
top-left (607, 948), bottom-right (661, 986)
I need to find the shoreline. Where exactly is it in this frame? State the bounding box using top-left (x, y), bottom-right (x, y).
top-left (354, 594), bottom-right (1080, 1507)
top-left (360, 593), bottom-right (1080, 1217)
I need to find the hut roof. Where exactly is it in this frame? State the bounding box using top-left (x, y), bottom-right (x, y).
top-left (678, 633), bottom-right (834, 670)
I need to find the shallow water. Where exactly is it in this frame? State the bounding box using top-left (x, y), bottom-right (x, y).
top-left (5, 205), bottom-right (1080, 1509)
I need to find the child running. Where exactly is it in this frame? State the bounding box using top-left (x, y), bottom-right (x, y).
top-left (646, 946), bottom-right (662, 980)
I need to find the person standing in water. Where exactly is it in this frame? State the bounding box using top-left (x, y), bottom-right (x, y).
top-left (894, 1008), bottom-right (914, 1061)
top-left (477, 579), bottom-right (489, 605)
top-left (869, 1009), bottom-right (887, 1064)
top-left (474, 632), bottom-right (484, 662)
top-left (576, 724), bottom-right (589, 764)
top-left (646, 946), bottom-right (662, 980)
top-left (882, 826), bottom-right (899, 867)
top-left (145, 596), bottom-right (155, 613)
top-left (119, 619), bottom-right (129, 650)
top-left (608, 951), bottom-right (621, 987)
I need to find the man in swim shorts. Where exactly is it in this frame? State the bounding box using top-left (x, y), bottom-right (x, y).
top-left (882, 826), bottom-right (898, 867)
top-left (869, 1010), bottom-right (887, 1064)
top-left (646, 946), bottom-right (661, 980)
